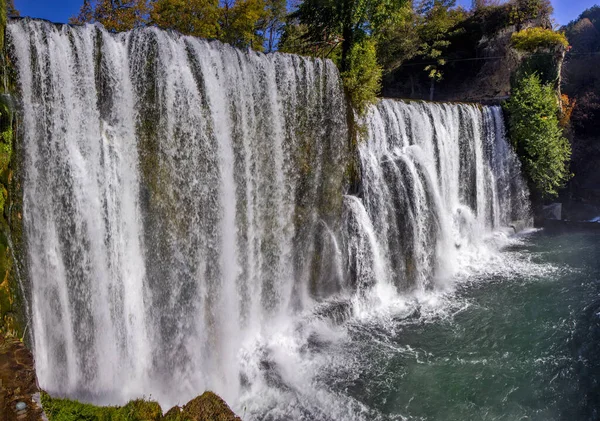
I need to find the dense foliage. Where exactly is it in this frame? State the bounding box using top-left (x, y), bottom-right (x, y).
top-left (341, 38), bottom-right (382, 115)
top-left (413, 0), bottom-right (467, 99)
top-left (70, 0), bottom-right (151, 32)
top-left (151, 0), bottom-right (221, 39)
top-left (504, 73), bottom-right (571, 198)
top-left (511, 27), bottom-right (568, 52)
top-left (278, 0), bottom-right (406, 109)
top-left (376, 0), bottom-right (560, 99)
top-left (71, 0), bottom-right (281, 51)
top-left (67, 0), bottom-right (567, 109)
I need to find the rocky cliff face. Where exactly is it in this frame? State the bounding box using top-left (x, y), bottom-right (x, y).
top-left (561, 8), bottom-right (600, 206)
top-left (382, 10), bottom-right (555, 103)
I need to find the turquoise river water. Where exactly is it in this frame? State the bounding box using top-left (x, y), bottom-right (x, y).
top-left (244, 230), bottom-right (600, 421)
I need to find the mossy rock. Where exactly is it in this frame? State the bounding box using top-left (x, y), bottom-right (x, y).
top-left (41, 391), bottom-right (241, 421)
top-left (180, 392), bottom-right (241, 421)
top-left (121, 400), bottom-right (163, 421)
top-left (41, 393), bottom-right (162, 421)
top-left (162, 406), bottom-right (183, 421)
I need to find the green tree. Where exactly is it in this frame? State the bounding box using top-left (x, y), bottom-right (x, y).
top-left (218, 0), bottom-right (268, 50)
top-left (503, 73), bottom-right (571, 198)
top-left (151, 0), bottom-right (220, 38)
top-left (374, 3), bottom-right (419, 72)
top-left (7, 0), bottom-right (18, 17)
top-left (508, 0), bottom-right (553, 27)
top-left (259, 0), bottom-right (287, 52)
top-left (341, 37), bottom-right (382, 114)
top-left (290, 0), bottom-right (406, 71)
top-left (415, 0), bottom-right (466, 100)
top-left (70, 0), bottom-right (151, 32)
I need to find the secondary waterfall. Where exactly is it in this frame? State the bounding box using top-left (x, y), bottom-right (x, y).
top-left (7, 18), bottom-right (530, 414)
top-left (353, 100), bottom-right (530, 293)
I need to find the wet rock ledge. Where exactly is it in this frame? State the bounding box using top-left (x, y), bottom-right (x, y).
top-left (0, 335), bottom-right (43, 421)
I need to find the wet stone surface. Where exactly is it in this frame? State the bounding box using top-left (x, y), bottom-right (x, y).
top-left (0, 336), bottom-right (44, 421)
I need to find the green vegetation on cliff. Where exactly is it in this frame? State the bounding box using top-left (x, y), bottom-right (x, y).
top-left (41, 393), bottom-right (163, 421)
top-left (341, 39), bottom-right (382, 115)
top-left (511, 27), bottom-right (568, 52)
top-left (41, 392), bottom-right (241, 421)
top-left (378, 0), bottom-right (557, 100)
top-left (0, 0), bottom-right (24, 339)
top-left (504, 73), bottom-right (571, 198)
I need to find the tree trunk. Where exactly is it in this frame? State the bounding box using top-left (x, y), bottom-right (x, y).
top-left (268, 25), bottom-right (274, 53)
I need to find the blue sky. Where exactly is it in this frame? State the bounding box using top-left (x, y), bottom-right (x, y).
top-left (13, 0), bottom-right (599, 27)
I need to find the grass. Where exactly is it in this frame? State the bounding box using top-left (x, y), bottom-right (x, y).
top-left (40, 391), bottom-right (241, 421)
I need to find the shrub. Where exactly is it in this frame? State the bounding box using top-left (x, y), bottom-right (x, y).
top-left (503, 73), bottom-right (571, 198)
top-left (341, 38), bottom-right (382, 116)
top-left (511, 27), bottom-right (569, 52)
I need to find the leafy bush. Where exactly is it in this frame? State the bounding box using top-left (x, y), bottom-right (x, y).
top-left (511, 27), bottom-right (568, 52)
top-left (341, 38), bottom-right (382, 115)
top-left (503, 73), bottom-right (571, 198)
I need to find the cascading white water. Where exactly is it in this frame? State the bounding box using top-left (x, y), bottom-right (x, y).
top-left (8, 18), bottom-right (348, 407)
top-left (350, 100), bottom-right (530, 293)
top-left (8, 18), bottom-right (530, 417)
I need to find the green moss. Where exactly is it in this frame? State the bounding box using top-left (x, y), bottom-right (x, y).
top-left (41, 393), bottom-right (162, 421)
top-left (0, 228), bottom-right (16, 336)
top-left (40, 391), bottom-right (240, 421)
top-left (0, 0), bottom-right (6, 53)
top-left (180, 392), bottom-right (240, 421)
top-left (0, 85), bottom-right (21, 340)
top-left (162, 406), bottom-right (183, 421)
top-left (0, 100), bottom-right (13, 184)
top-left (0, 0), bottom-right (25, 341)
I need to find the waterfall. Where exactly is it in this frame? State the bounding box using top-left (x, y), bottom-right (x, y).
top-left (353, 100), bottom-right (530, 292)
top-left (8, 19), bottom-right (348, 406)
top-left (7, 18), bottom-right (530, 414)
